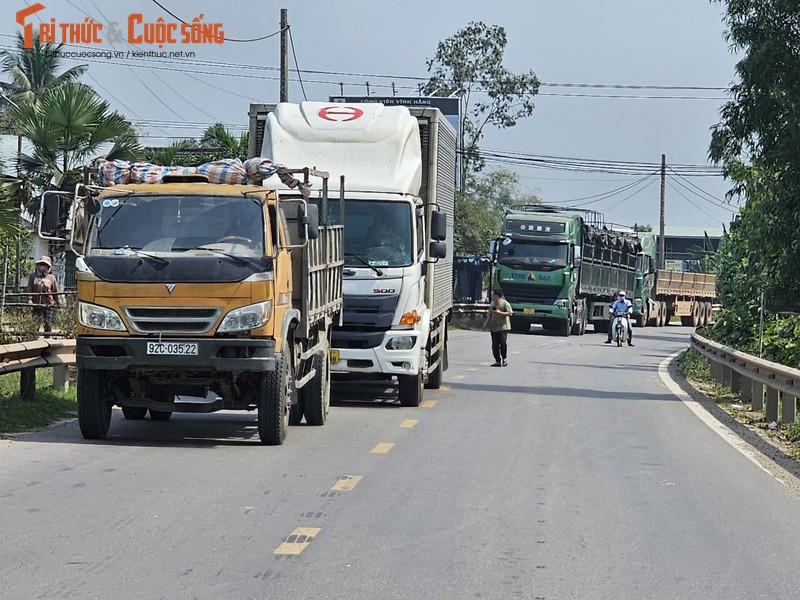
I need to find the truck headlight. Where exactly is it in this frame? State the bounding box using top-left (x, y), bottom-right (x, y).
top-left (554, 299), bottom-right (569, 309)
top-left (218, 301), bottom-right (272, 332)
top-left (386, 336), bottom-right (415, 350)
top-left (78, 302), bottom-right (126, 331)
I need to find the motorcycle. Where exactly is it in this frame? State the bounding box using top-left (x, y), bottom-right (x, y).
top-left (611, 311), bottom-right (631, 347)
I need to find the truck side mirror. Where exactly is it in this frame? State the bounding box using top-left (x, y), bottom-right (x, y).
top-left (573, 245), bottom-right (581, 267)
top-left (488, 239), bottom-right (496, 259)
top-left (431, 210), bottom-right (447, 241)
top-left (429, 241), bottom-right (446, 259)
top-left (649, 257), bottom-right (656, 273)
top-left (298, 203), bottom-right (319, 240)
top-left (40, 192), bottom-right (64, 232)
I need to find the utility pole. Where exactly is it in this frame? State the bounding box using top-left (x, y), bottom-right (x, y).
top-left (659, 154), bottom-right (666, 269)
top-left (280, 9), bottom-right (288, 102)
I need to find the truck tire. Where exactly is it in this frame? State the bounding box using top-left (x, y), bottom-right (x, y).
top-left (704, 302), bottom-right (713, 325)
top-left (558, 317), bottom-right (571, 337)
top-left (301, 353), bottom-right (330, 426)
top-left (691, 301), bottom-right (701, 328)
top-left (149, 409), bottom-right (172, 421)
top-left (425, 338), bottom-right (446, 390)
top-left (149, 388), bottom-right (173, 421)
top-left (661, 302), bottom-right (669, 326)
top-left (121, 406), bottom-right (147, 420)
top-left (258, 343), bottom-right (291, 445)
top-left (77, 369), bottom-right (112, 440)
top-left (398, 372), bottom-right (423, 407)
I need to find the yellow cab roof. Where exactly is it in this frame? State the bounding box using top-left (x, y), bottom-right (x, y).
top-left (98, 181), bottom-right (276, 202)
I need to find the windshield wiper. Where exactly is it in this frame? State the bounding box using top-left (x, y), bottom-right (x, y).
top-left (101, 246), bottom-right (170, 265)
top-left (345, 252), bottom-right (384, 276)
top-left (176, 245), bottom-right (252, 266)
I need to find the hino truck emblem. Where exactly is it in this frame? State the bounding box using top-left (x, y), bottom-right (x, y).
top-left (317, 106), bottom-right (364, 122)
top-left (165, 284), bottom-right (176, 293)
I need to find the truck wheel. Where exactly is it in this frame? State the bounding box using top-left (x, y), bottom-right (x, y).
top-left (121, 406), bottom-right (147, 420)
top-left (661, 302), bottom-right (669, 326)
top-left (398, 372), bottom-right (423, 407)
top-left (691, 301), bottom-right (701, 328)
top-left (704, 302), bottom-right (713, 325)
top-left (558, 318), bottom-right (571, 337)
top-left (77, 369), bottom-right (112, 440)
top-left (301, 353), bottom-right (330, 426)
top-left (258, 343), bottom-right (291, 445)
top-left (149, 388), bottom-right (173, 421)
top-left (149, 409), bottom-right (172, 422)
top-left (425, 338), bottom-right (446, 390)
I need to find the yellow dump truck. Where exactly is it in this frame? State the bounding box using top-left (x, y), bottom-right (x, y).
top-left (58, 166), bottom-right (343, 444)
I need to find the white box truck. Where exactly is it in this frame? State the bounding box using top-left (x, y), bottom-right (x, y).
top-left (249, 101), bottom-right (456, 406)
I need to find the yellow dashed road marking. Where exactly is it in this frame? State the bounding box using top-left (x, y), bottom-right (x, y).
top-left (480, 361), bottom-right (492, 366)
top-left (466, 368), bottom-right (477, 372)
top-left (371, 442), bottom-right (395, 454)
top-left (331, 475), bottom-right (362, 491)
top-left (452, 375), bottom-right (465, 380)
top-left (439, 385), bottom-right (450, 391)
top-left (274, 527), bottom-right (321, 555)
top-left (421, 400), bottom-right (437, 408)
top-left (399, 419), bottom-right (418, 428)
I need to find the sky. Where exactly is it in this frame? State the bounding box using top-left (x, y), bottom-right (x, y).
top-left (0, 0), bottom-right (742, 233)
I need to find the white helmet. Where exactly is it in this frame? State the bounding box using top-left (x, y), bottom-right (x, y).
top-left (618, 291), bottom-right (626, 297)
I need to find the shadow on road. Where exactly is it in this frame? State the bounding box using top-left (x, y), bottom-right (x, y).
top-left (443, 380), bottom-right (678, 402)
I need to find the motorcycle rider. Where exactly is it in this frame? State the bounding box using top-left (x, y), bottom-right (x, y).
top-left (605, 290), bottom-right (634, 346)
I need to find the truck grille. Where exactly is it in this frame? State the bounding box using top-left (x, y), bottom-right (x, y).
top-left (123, 306), bottom-right (222, 334)
top-left (500, 283), bottom-right (563, 304)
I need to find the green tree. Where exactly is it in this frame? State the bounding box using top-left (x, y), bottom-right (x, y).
top-left (455, 167), bottom-right (540, 255)
top-left (708, 0), bottom-right (800, 339)
top-left (9, 82), bottom-right (140, 201)
top-left (199, 123), bottom-right (249, 161)
top-left (423, 22), bottom-right (539, 180)
top-left (0, 32), bottom-right (86, 109)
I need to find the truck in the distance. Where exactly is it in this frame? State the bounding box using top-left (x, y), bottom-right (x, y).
top-left (51, 164), bottom-right (343, 445)
top-left (492, 205), bottom-right (641, 336)
top-left (249, 101), bottom-right (454, 407)
top-left (632, 232), bottom-right (717, 327)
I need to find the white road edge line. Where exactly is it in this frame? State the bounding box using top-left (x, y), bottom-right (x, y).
top-left (658, 350), bottom-right (784, 485)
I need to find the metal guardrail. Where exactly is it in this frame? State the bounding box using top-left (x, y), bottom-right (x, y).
top-left (691, 330), bottom-right (799, 424)
top-left (0, 339), bottom-right (76, 400)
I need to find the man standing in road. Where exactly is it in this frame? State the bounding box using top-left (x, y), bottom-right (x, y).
top-left (483, 289), bottom-right (513, 367)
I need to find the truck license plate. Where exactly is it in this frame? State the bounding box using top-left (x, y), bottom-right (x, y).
top-left (330, 349), bottom-right (340, 365)
top-left (523, 308), bottom-right (535, 315)
top-left (146, 342), bottom-right (198, 356)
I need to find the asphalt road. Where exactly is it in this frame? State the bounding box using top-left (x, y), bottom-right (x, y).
top-left (3, 324), bottom-right (800, 600)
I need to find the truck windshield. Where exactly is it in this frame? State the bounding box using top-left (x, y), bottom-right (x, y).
top-left (328, 199), bottom-right (413, 267)
top-left (88, 194), bottom-right (265, 257)
top-left (498, 241), bottom-right (568, 267)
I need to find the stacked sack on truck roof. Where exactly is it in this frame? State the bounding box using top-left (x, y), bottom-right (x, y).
top-left (96, 158), bottom-right (294, 187)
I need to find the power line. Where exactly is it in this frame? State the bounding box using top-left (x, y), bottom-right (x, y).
top-left (543, 173), bottom-right (659, 207)
top-left (150, 0), bottom-right (284, 43)
top-left (667, 171), bottom-right (739, 213)
top-left (666, 180), bottom-right (728, 224)
top-left (599, 176), bottom-right (658, 213)
top-left (287, 25), bottom-right (307, 101)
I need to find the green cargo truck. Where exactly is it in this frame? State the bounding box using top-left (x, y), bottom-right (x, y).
top-left (491, 205), bottom-right (641, 336)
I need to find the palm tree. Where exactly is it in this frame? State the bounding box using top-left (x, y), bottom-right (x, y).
top-left (200, 123), bottom-right (249, 161)
top-left (9, 81), bottom-right (141, 205)
top-left (0, 32), bottom-right (86, 109)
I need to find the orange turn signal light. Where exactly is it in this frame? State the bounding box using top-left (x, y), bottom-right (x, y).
top-left (399, 310), bottom-right (421, 325)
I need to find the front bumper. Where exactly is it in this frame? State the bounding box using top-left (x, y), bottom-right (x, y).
top-left (331, 332), bottom-right (420, 375)
top-left (77, 336), bottom-right (276, 373)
